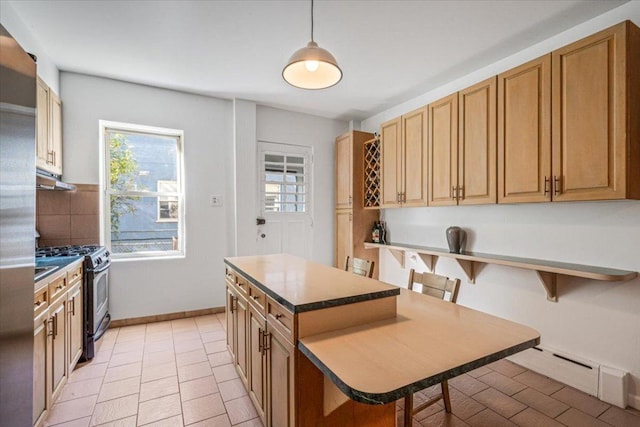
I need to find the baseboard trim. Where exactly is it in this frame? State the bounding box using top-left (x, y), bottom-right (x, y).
top-left (629, 393), bottom-right (640, 410)
top-left (110, 306), bottom-right (225, 328)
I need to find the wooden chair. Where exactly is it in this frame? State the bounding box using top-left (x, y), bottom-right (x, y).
top-left (344, 256), bottom-right (375, 278)
top-left (404, 269), bottom-right (461, 426)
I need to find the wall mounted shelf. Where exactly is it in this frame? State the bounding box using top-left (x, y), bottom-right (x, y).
top-left (364, 242), bottom-right (637, 302)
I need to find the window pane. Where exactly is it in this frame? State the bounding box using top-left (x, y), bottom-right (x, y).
top-left (109, 131), bottom-right (178, 192)
top-left (265, 154), bottom-right (284, 163)
top-left (110, 195), bottom-right (180, 254)
top-left (287, 156), bottom-right (304, 164)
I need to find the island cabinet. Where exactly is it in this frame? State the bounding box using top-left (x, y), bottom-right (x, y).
top-left (380, 107), bottom-right (428, 208)
top-left (224, 255), bottom-right (401, 427)
top-left (428, 77), bottom-right (497, 206)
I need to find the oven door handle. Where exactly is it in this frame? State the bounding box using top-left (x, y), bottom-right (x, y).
top-left (91, 259), bottom-right (111, 274)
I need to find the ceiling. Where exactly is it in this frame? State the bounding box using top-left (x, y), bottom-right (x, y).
top-left (7, 0), bottom-right (627, 121)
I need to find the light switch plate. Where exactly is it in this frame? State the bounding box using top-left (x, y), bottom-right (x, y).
top-left (210, 195), bottom-right (223, 207)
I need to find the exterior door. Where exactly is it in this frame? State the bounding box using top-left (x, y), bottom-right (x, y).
top-left (257, 142), bottom-right (313, 259)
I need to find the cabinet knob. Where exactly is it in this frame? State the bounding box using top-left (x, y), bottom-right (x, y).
top-left (275, 313), bottom-right (283, 320)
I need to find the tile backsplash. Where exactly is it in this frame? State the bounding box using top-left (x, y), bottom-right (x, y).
top-left (37, 184), bottom-right (100, 247)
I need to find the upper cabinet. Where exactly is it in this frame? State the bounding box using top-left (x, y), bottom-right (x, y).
top-left (429, 77), bottom-right (496, 206)
top-left (36, 77), bottom-right (63, 176)
top-left (551, 21), bottom-right (639, 201)
top-left (381, 107), bottom-right (428, 208)
top-left (335, 132), bottom-right (353, 209)
top-left (498, 55), bottom-right (551, 203)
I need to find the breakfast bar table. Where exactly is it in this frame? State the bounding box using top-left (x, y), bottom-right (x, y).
top-left (223, 254), bottom-right (540, 426)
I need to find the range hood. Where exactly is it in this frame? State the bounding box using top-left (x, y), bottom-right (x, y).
top-left (36, 169), bottom-right (76, 191)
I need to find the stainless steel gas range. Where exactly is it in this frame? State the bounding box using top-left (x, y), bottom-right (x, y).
top-left (36, 245), bottom-right (111, 360)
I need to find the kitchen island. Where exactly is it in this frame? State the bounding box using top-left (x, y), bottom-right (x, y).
top-left (224, 254), bottom-right (539, 426)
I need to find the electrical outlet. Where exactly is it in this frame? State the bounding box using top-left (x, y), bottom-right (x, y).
top-left (210, 195), bottom-right (223, 207)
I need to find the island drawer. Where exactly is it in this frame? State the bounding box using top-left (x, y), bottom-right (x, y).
top-left (48, 273), bottom-right (68, 303)
top-left (266, 296), bottom-right (294, 343)
top-left (235, 273), bottom-right (249, 296)
top-left (34, 287), bottom-right (49, 318)
top-left (248, 283), bottom-right (266, 315)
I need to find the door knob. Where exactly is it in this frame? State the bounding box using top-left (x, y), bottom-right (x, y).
top-left (261, 234), bottom-right (266, 238)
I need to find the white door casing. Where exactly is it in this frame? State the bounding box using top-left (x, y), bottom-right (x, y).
top-left (257, 141), bottom-right (313, 259)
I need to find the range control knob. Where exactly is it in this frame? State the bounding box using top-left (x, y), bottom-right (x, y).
top-left (96, 257), bottom-right (102, 266)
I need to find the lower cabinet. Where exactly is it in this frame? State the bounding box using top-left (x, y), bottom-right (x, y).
top-left (49, 295), bottom-right (68, 403)
top-left (68, 282), bottom-right (83, 370)
top-left (33, 260), bottom-right (84, 427)
top-left (266, 324), bottom-right (295, 427)
top-left (225, 287), bottom-right (236, 360)
top-left (33, 305), bottom-right (50, 427)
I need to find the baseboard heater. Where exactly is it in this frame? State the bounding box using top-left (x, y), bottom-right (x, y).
top-left (508, 345), bottom-right (629, 408)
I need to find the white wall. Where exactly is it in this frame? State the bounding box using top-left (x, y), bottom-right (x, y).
top-left (256, 106), bottom-right (348, 266)
top-left (361, 2), bottom-right (640, 407)
top-left (61, 72), bottom-right (233, 320)
top-left (0, 1), bottom-right (59, 93)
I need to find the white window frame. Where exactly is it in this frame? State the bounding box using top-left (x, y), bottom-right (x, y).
top-left (99, 120), bottom-right (185, 260)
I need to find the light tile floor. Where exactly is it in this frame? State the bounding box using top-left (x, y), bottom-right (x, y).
top-left (44, 314), bottom-right (640, 427)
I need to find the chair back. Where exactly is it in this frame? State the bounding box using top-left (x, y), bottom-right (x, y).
top-left (344, 256), bottom-right (375, 278)
top-left (408, 269), bottom-right (460, 303)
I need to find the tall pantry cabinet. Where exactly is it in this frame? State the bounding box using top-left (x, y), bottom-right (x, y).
top-left (334, 131), bottom-right (379, 278)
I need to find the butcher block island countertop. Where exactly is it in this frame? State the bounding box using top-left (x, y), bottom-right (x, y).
top-left (223, 254), bottom-right (540, 427)
top-left (224, 253), bottom-right (400, 313)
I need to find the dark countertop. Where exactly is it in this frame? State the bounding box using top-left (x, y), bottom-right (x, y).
top-left (35, 255), bottom-right (83, 292)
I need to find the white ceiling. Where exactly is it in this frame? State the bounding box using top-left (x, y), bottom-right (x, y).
top-left (8, 0), bottom-right (627, 121)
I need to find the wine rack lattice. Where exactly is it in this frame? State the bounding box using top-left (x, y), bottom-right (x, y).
top-left (363, 137), bottom-right (381, 208)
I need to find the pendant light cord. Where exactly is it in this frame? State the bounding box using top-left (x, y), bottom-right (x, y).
top-left (311, 0), bottom-right (314, 42)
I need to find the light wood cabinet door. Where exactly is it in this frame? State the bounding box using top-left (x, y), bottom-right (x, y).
top-left (49, 297), bottom-right (67, 403)
top-left (335, 133), bottom-right (352, 209)
top-left (226, 286), bottom-right (236, 360)
top-left (551, 23), bottom-right (627, 201)
top-left (428, 93), bottom-right (458, 206)
top-left (33, 310), bottom-right (50, 427)
top-left (402, 106), bottom-right (428, 207)
top-left (458, 77), bottom-right (497, 205)
top-left (380, 117), bottom-right (401, 207)
top-left (49, 92), bottom-right (63, 176)
top-left (266, 325), bottom-right (295, 427)
top-left (498, 55), bottom-right (551, 203)
top-left (334, 210), bottom-right (352, 269)
top-left (235, 292), bottom-right (249, 387)
top-left (68, 283), bottom-right (83, 371)
top-left (36, 78), bottom-right (49, 171)
top-left (248, 305), bottom-right (267, 423)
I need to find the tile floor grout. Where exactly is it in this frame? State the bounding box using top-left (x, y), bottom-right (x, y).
top-left (44, 313), bottom-right (640, 427)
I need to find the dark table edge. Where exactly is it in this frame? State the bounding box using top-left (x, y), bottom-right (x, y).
top-left (224, 258), bottom-right (400, 314)
top-left (298, 336), bottom-right (541, 405)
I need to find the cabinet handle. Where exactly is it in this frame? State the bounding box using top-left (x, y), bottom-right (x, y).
top-left (47, 318), bottom-right (54, 337)
top-left (53, 314), bottom-right (58, 338)
top-left (35, 300), bottom-right (42, 308)
top-left (458, 186), bottom-right (464, 200)
top-left (252, 295), bottom-right (260, 301)
top-left (452, 186), bottom-right (457, 201)
top-left (70, 297), bottom-right (75, 315)
top-left (544, 177), bottom-right (550, 196)
top-left (349, 195), bottom-right (352, 204)
top-left (262, 331), bottom-right (270, 353)
top-left (403, 192), bottom-right (406, 203)
top-left (258, 327), bottom-right (263, 353)
top-left (554, 176), bottom-right (561, 196)
top-left (229, 295), bottom-right (236, 313)
top-left (274, 313), bottom-right (283, 320)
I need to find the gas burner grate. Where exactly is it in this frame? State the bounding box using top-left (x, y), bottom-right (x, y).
top-left (36, 245), bottom-right (101, 258)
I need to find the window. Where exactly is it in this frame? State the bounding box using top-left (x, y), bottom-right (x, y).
top-left (101, 121), bottom-right (184, 258)
top-left (262, 152), bottom-right (308, 213)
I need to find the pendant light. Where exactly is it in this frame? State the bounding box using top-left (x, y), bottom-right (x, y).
top-left (282, 0), bottom-right (342, 89)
